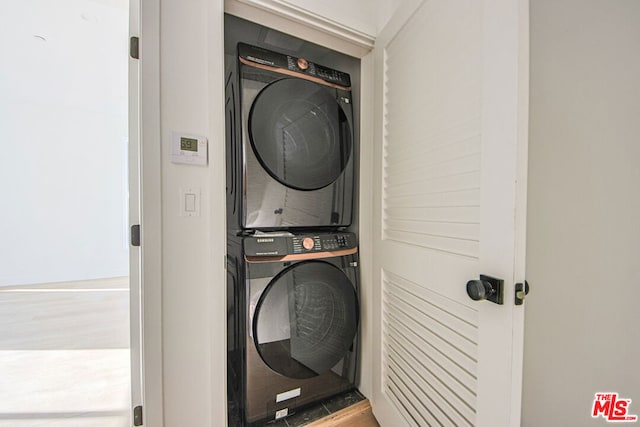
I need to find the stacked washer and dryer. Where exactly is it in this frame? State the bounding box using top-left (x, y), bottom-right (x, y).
top-left (225, 42), bottom-right (360, 426)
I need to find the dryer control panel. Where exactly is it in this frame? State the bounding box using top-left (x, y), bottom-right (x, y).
top-left (238, 42), bottom-right (351, 88)
top-left (244, 232), bottom-right (356, 257)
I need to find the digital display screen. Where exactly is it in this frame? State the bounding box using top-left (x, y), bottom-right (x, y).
top-left (180, 137), bottom-right (198, 152)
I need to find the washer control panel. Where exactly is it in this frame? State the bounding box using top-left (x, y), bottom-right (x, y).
top-left (292, 236), bottom-right (322, 253)
top-left (244, 232), bottom-right (356, 257)
top-left (291, 233), bottom-right (355, 253)
top-left (317, 234), bottom-right (351, 251)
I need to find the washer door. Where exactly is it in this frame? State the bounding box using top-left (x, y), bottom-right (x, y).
top-left (253, 261), bottom-right (358, 379)
top-left (249, 78), bottom-right (352, 191)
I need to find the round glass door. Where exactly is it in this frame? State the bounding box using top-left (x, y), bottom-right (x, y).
top-left (249, 78), bottom-right (352, 191)
top-left (253, 261), bottom-right (358, 379)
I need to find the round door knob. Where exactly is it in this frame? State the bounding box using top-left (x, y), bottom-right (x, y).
top-left (302, 237), bottom-right (315, 250)
top-left (466, 280), bottom-right (495, 301)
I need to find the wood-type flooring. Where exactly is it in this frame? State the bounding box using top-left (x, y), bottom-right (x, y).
top-left (0, 277), bottom-right (130, 427)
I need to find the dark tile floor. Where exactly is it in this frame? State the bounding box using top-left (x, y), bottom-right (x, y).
top-left (263, 389), bottom-right (365, 427)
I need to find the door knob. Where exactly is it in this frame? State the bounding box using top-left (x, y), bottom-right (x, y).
top-left (466, 280), bottom-right (495, 301)
top-left (466, 275), bottom-right (503, 305)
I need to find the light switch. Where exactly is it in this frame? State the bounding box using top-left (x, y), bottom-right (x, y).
top-left (185, 193), bottom-right (196, 212)
top-left (180, 188), bottom-right (200, 217)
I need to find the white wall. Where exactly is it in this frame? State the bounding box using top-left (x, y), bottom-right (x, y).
top-left (375, 0), bottom-right (403, 33)
top-left (0, 0), bottom-right (129, 286)
top-left (284, 0), bottom-right (376, 36)
top-left (140, 0), bottom-right (227, 424)
top-left (278, 0), bottom-right (403, 38)
top-left (524, 1), bottom-right (640, 425)
top-left (282, 0), bottom-right (401, 35)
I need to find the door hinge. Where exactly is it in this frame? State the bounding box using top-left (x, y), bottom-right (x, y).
top-left (130, 36), bottom-right (140, 59)
top-left (131, 224), bottom-right (141, 247)
top-left (133, 405), bottom-right (143, 426)
top-left (515, 281), bottom-right (530, 306)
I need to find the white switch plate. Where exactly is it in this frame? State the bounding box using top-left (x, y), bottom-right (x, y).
top-left (180, 188), bottom-right (200, 217)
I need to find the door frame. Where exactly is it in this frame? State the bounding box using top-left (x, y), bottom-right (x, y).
top-left (130, 0), bottom-right (164, 424)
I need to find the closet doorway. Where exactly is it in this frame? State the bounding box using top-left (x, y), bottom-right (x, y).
top-left (0, 1), bottom-right (136, 425)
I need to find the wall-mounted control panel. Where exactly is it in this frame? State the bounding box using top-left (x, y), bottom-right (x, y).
top-left (172, 132), bottom-right (208, 166)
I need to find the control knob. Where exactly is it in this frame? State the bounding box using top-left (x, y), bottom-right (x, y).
top-left (297, 57), bottom-right (309, 71)
top-left (302, 237), bottom-right (315, 250)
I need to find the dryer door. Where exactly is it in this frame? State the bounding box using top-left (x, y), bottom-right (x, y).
top-left (253, 260), bottom-right (358, 379)
top-left (249, 78), bottom-right (352, 191)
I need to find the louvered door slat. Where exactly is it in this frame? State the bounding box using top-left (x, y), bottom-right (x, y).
top-left (378, 0), bottom-right (482, 424)
top-left (372, 0), bottom-right (528, 425)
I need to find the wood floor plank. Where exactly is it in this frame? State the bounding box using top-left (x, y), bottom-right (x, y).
top-left (0, 278), bottom-right (131, 427)
top-left (306, 400), bottom-right (380, 427)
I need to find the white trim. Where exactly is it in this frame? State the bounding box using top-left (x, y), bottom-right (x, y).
top-left (237, 0), bottom-right (374, 47)
top-left (357, 50), bottom-right (375, 398)
top-left (128, 0), bottom-right (144, 425)
top-left (138, 0), bottom-right (164, 424)
top-left (208, 1), bottom-right (229, 425)
top-left (224, 0), bottom-right (373, 58)
top-left (510, 0), bottom-right (530, 425)
top-left (478, 0), bottom-right (528, 424)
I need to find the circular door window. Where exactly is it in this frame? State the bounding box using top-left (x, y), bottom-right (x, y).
top-left (249, 78), bottom-right (352, 191)
top-left (253, 261), bottom-right (358, 379)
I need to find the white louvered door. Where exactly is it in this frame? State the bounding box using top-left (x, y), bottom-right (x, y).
top-left (370, 0), bottom-right (529, 426)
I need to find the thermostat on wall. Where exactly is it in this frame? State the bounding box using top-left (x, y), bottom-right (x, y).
top-left (172, 132), bottom-right (208, 165)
